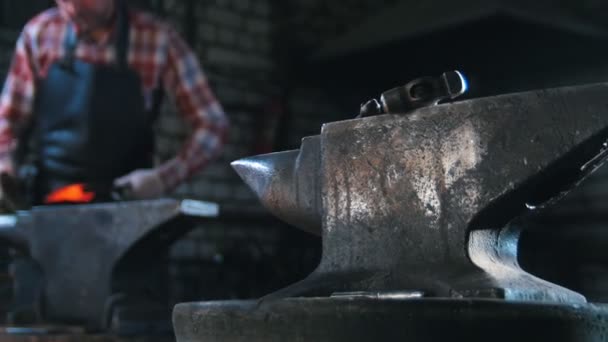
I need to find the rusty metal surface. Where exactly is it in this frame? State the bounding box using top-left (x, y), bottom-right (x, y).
top-left (0, 199), bottom-right (218, 330)
top-left (173, 298), bottom-right (608, 342)
top-left (232, 82), bottom-right (608, 303)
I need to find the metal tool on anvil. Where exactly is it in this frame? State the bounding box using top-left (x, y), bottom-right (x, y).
top-left (0, 198), bottom-right (219, 333)
top-left (173, 75), bottom-right (608, 341)
top-left (358, 70), bottom-right (468, 117)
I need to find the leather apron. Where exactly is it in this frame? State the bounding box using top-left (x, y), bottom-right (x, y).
top-left (32, 3), bottom-right (160, 203)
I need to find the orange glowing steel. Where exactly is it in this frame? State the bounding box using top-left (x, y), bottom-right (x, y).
top-left (45, 183), bottom-right (96, 204)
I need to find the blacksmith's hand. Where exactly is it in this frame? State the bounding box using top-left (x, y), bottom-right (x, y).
top-left (113, 169), bottom-right (166, 200)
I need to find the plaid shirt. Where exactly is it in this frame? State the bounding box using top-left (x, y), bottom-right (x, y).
top-left (0, 7), bottom-right (228, 190)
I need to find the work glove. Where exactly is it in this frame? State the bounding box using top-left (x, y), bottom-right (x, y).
top-left (113, 169), bottom-right (166, 200)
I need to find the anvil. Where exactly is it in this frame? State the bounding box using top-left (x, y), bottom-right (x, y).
top-left (0, 198), bottom-right (218, 332)
top-left (175, 82), bottom-right (608, 341)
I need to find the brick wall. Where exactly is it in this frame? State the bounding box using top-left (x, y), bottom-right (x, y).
top-left (151, 0), bottom-right (322, 301)
top-left (155, 0), bottom-right (276, 205)
top-left (283, 0), bottom-right (400, 52)
top-left (273, 0), bottom-right (402, 149)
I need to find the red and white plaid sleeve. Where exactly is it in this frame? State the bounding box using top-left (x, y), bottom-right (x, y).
top-left (157, 26), bottom-right (229, 190)
top-left (0, 28), bottom-right (37, 174)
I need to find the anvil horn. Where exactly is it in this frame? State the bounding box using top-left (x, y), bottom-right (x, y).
top-left (231, 136), bottom-right (322, 236)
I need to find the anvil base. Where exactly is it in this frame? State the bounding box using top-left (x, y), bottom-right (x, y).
top-left (174, 298), bottom-right (608, 342)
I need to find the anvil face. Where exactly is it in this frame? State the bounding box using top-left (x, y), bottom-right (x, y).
top-left (234, 82), bottom-right (608, 303)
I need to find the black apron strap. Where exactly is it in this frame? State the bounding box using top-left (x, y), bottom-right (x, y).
top-left (115, 0), bottom-right (130, 69)
top-left (114, 1), bottom-right (163, 119)
top-left (61, 23), bottom-right (78, 69)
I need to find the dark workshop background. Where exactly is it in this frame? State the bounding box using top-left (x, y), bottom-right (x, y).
top-left (0, 0), bottom-right (608, 307)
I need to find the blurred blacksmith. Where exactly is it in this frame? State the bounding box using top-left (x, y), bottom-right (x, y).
top-left (0, 0), bottom-right (228, 205)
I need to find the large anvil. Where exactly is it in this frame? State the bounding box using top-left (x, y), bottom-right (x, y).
top-left (231, 82), bottom-right (608, 303)
top-left (173, 82), bottom-right (608, 342)
top-left (0, 198), bottom-right (218, 332)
